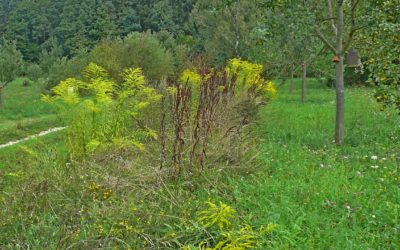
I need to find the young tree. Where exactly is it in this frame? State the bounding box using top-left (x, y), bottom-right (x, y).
top-left (191, 0), bottom-right (261, 66)
top-left (313, 0), bottom-right (362, 145)
top-left (0, 41), bottom-right (23, 107)
top-left (255, 1), bottom-right (322, 100)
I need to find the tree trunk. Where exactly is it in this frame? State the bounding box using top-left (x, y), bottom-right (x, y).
top-left (0, 88), bottom-right (3, 108)
top-left (335, 57), bottom-right (345, 145)
top-left (289, 65), bottom-right (294, 95)
top-left (301, 62), bottom-right (307, 102)
top-left (335, 1), bottom-right (345, 145)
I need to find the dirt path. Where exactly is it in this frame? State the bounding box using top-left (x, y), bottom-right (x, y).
top-left (0, 127), bottom-right (66, 149)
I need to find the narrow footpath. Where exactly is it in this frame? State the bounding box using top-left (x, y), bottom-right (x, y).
top-left (0, 127), bottom-right (65, 149)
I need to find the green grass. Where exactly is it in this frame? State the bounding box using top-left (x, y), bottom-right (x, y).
top-left (0, 78), bottom-right (62, 144)
top-left (231, 79), bottom-right (400, 249)
top-left (0, 132), bottom-right (66, 168)
top-left (0, 79), bottom-right (398, 249)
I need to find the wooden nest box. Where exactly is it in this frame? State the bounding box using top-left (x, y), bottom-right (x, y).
top-left (347, 48), bottom-right (361, 67)
top-left (332, 55), bottom-right (341, 63)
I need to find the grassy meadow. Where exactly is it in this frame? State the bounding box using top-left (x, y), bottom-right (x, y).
top-left (0, 78), bottom-right (62, 144)
top-left (0, 79), bottom-right (399, 249)
top-left (244, 79), bottom-right (399, 248)
top-left (0, 1), bottom-right (398, 248)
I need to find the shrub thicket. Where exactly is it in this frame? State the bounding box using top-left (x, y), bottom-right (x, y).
top-left (2, 55), bottom-right (276, 248)
top-left (90, 33), bottom-right (175, 83)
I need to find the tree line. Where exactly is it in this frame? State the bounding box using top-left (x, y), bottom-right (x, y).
top-left (0, 0), bottom-right (196, 61)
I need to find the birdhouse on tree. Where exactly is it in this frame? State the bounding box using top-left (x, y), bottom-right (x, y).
top-left (332, 55), bottom-right (341, 63)
top-left (347, 48), bottom-right (361, 67)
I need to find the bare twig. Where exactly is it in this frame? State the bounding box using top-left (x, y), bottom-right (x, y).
top-left (316, 28), bottom-right (337, 54)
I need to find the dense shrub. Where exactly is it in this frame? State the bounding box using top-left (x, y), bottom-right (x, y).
top-left (180, 200), bottom-right (278, 249)
top-left (160, 59), bottom-right (276, 175)
top-left (45, 57), bottom-right (276, 176)
top-left (43, 63), bottom-right (161, 159)
top-left (44, 32), bottom-right (187, 90)
top-left (45, 52), bottom-right (90, 89)
top-left (90, 32), bottom-right (175, 83)
top-left (24, 63), bottom-right (43, 81)
top-left (2, 57), bottom-right (277, 248)
top-left (0, 40), bottom-right (23, 84)
top-left (38, 44), bottom-right (64, 74)
top-left (155, 30), bottom-right (191, 73)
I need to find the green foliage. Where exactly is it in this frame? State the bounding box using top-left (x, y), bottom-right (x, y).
top-left (56, 0), bottom-right (117, 56)
top-left (213, 225), bottom-right (258, 250)
top-left (155, 30), bottom-right (191, 73)
top-left (45, 51), bottom-right (90, 89)
top-left (1, 1), bottom-right (400, 248)
top-left (38, 42), bottom-right (64, 73)
top-left (5, 0), bottom-right (61, 61)
top-left (0, 40), bottom-right (23, 84)
top-left (198, 201), bottom-right (237, 230)
top-left (358, 0), bottom-right (400, 113)
top-left (90, 32), bottom-right (175, 82)
top-left (226, 58), bottom-right (277, 101)
top-left (24, 63), bottom-right (43, 82)
top-left (1, 0), bottom-right (198, 61)
top-left (190, 0), bottom-right (261, 65)
top-left (182, 201), bottom-right (276, 249)
top-left (180, 69), bottom-right (202, 86)
top-left (167, 59), bottom-right (277, 174)
top-left (252, 0), bottom-right (322, 79)
top-left (44, 63), bottom-right (162, 159)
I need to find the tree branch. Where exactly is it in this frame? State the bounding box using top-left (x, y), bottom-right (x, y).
top-left (292, 45), bottom-right (327, 73)
top-left (343, 0), bottom-right (361, 53)
top-left (0, 81), bottom-right (10, 89)
top-left (317, 16), bottom-right (337, 22)
top-left (351, 0), bottom-right (361, 12)
top-left (327, 0), bottom-right (337, 36)
top-left (343, 28), bottom-right (357, 53)
top-left (316, 28), bottom-right (336, 54)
